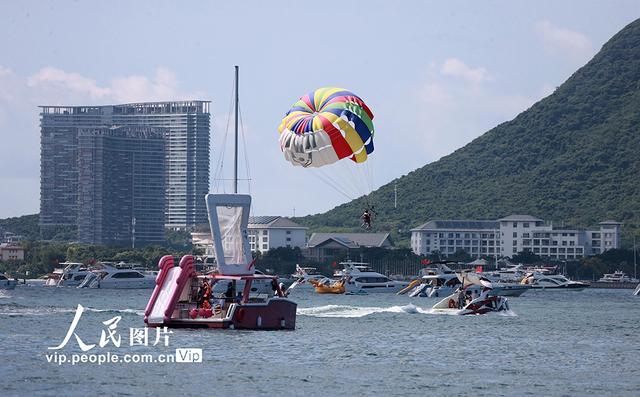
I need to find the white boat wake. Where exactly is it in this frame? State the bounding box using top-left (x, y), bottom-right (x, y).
top-left (297, 304), bottom-right (517, 318)
top-left (298, 303), bottom-right (430, 318)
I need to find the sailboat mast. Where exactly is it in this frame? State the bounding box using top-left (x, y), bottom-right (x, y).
top-left (234, 65), bottom-right (239, 194)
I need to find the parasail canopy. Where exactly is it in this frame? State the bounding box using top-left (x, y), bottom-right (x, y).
top-left (278, 87), bottom-right (374, 168)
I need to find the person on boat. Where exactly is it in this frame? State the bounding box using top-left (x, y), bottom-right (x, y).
top-left (197, 279), bottom-right (207, 307)
top-left (279, 282), bottom-right (289, 297)
top-left (224, 282), bottom-right (234, 299)
top-left (199, 279), bottom-right (212, 310)
top-left (361, 209), bottom-right (372, 229)
top-left (457, 288), bottom-right (466, 309)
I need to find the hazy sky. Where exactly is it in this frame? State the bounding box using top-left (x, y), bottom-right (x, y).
top-left (0, 1), bottom-right (638, 218)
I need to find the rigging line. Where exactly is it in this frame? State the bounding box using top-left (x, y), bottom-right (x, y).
top-left (238, 104), bottom-right (252, 196)
top-left (213, 78), bottom-right (236, 193)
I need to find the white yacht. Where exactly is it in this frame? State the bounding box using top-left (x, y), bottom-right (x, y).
top-left (400, 263), bottom-right (529, 298)
top-left (336, 261), bottom-right (409, 293)
top-left (77, 264), bottom-right (156, 289)
top-left (0, 274), bottom-right (17, 290)
top-left (404, 263), bottom-right (462, 298)
top-left (520, 272), bottom-right (589, 290)
top-left (597, 270), bottom-right (639, 283)
top-left (56, 262), bottom-right (92, 287)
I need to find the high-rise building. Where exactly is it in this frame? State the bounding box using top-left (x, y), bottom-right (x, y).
top-left (39, 101), bottom-right (210, 239)
top-left (107, 101), bottom-right (211, 228)
top-left (77, 126), bottom-right (166, 246)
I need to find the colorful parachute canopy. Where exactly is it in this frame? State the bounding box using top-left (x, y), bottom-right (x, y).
top-left (278, 87), bottom-right (374, 168)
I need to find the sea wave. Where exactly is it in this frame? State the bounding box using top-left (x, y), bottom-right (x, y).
top-left (0, 302), bottom-right (144, 317)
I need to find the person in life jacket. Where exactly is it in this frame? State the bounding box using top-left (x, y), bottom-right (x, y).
top-left (198, 279), bottom-right (212, 310)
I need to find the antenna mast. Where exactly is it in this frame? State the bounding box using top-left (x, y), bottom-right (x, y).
top-left (394, 181), bottom-right (397, 209)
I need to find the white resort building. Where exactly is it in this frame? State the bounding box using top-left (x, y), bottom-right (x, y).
top-left (410, 214), bottom-right (621, 260)
top-left (192, 216), bottom-right (307, 256)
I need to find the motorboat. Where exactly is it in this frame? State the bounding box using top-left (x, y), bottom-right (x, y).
top-left (337, 261), bottom-right (409, 293)
top-left (77, 264), bottom-right (156, 289)
top-left (400, 263), bottom-right (462, 298)
top-left (597, 270), bottom-right (639, 283)
top-left (44, 267), bottom-right (64, 286)
top-left (144, 193), bottom-right (296, 330)
top-left (0, 274), bottom-right (17, 290)
top-left (398, 263), bottom-right (530, 298)
top-left (482, 264), bottom-right (528, 283)
top-left (520, 272), bottom-right (589, 290)
top-left (56, 262), bottom-right (92, 287)
top-left (634, 283), bottom-right (640, 296)
top-left (285, 265), bottom-right (329, 291)
top-left (431, 273), bottom-right (510, 315)
top-left (479, 271), bottom-right (531, 297)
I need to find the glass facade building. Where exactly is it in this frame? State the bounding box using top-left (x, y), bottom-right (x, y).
top-left (39, 101), bottom-right (210, 240)
top-left (77, 127), bottom-right (165, 246)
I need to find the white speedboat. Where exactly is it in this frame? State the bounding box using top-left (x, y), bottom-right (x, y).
top-left (0, 274), bottom-right (17, 290)
top-left (521, 272), bottom-right (589, 290)
top-left (77, 264), bottom-right (156, 289)
top-left (285, 265), bottom-right (329, 291)
top-left (337, 261), bottom-right (409, 293)
top-left (597, 270), bottom-right (639, 283)
top-left (432, 273), bottom-right (510, 315)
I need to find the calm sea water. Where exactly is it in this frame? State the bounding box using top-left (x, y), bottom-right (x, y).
top-left (0, 285), bottom-right (638, 396)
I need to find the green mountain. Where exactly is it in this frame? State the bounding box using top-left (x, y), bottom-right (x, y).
top-left (0, 214), bottom-right (39, 241)
top-left (297, 19), bottom-right (640, 244)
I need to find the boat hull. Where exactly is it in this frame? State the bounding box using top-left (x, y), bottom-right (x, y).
top-left (346, 281), bottom-right (408, 294)
top-left (432, 293), bottom-right (510, 315)
top-left (149, 299), bottom-right (297, 330)
top-left (528, 283), bottom-right (588, 291)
